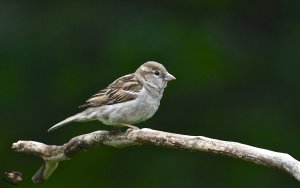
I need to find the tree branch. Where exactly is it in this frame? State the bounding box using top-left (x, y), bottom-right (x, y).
top-left (12, 128), bottom-right (300, 183)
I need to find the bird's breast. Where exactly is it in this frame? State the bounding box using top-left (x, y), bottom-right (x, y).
top-left (96, 88), bottom-right (162, 125)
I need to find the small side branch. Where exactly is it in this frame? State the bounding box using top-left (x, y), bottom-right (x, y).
top-left (12, 128), bottom-right (300, 183)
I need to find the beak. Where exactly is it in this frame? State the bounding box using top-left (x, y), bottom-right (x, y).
top-left (164, 72), bottom-right (176, 81)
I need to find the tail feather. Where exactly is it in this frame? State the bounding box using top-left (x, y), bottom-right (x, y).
top-left (48, 113), bottom-right (83, 132)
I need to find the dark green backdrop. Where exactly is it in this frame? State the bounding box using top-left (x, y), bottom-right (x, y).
top-left (1, 1), bottom-right (300, 187)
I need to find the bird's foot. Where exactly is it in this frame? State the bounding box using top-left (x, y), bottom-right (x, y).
top-left (110, 128), bottom-right (123, 134)
top-left (121, 124), bottom-right (139, 130)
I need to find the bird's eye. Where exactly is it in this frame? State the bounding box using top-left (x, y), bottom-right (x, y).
top-left (154, 71), bottom-right (160, 76)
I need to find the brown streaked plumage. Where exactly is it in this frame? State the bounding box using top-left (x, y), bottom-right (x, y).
top-left (47, 61), bottom-right (176, 132)
top-left (79, 74), bottom-right (143, 108)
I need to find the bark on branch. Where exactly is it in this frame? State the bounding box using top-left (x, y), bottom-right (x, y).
top-left (12, 128), bottom-right (300, 183)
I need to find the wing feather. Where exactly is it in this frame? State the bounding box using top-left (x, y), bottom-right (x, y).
top-left (79, 74), bottom-right (143, 108)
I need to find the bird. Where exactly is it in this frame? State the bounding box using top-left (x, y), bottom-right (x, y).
top-left (47, 61), bottom-right (176, 132)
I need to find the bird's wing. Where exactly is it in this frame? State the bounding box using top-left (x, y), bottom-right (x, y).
top-left (79, 74), bottom-right (143, 108)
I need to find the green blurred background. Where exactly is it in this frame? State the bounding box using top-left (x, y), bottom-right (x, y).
top-left (1, 1), bottom-right (300, 187)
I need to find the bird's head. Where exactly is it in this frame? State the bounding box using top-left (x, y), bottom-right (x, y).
top-left (135, 61), bottom-right (176, 89)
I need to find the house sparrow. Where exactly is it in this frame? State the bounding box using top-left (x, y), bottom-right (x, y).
top-left (48, 61), bottom-right (175, 132)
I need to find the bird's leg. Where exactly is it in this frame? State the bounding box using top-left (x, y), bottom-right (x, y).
top-left (121, 124), bottom-right (139, 130)
top-left (110, 128), bottom-right (122, 134)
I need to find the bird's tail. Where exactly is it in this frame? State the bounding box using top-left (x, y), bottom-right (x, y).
top-left (47, 112), bottom-right (85, 132)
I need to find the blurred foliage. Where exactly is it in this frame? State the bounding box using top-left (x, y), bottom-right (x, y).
top-left (1, 1), bottom-right (300, 187)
